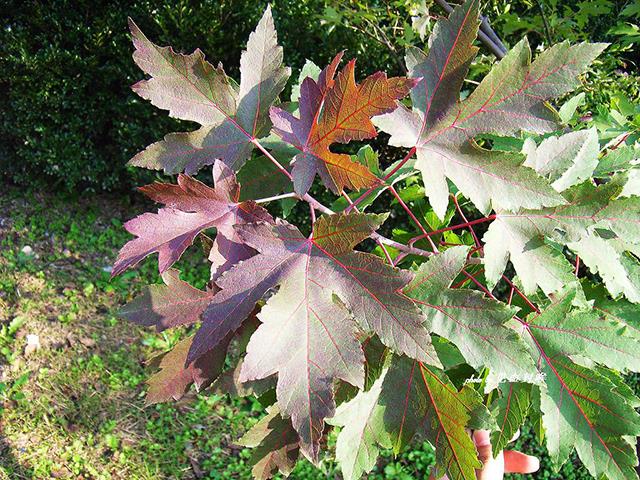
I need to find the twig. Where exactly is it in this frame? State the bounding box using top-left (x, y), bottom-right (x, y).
top-left (480, 15), bottom-right (507, 53)
top-left (337, 6), bottom-right (407, 73)
top-left (434, 0), bottom-right (507, 59)
top-left (365, 18), bottom-right (408, 73)
top-left (534, 0), bottom-right (553, 46)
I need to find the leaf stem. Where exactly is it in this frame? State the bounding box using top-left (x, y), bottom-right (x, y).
top-left (250, 138), bottom-right (486, 265)
top-left (250, 138), bottom-right (293, 180)
top-left (410, 215), bottom-right (497, 244)
top-left (452, 194), bottom-right (481, 248)
top-left (254, 192), bottom-right (298, 204)
top-left (462, 269), bottom-right (496, 298)
top-left (346, 146), bottom-right (418, 212)
top-left (500, 274), bottom-right (540, 313)
top-left (389, 185), bottom-right (439, 253)
top-left (309, 201), bottom-right (316, 228)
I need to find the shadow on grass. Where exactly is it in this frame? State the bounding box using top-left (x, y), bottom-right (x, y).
top-left (0, 406), bottom-right (35, 479)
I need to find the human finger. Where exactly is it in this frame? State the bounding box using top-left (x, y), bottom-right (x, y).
top-left (473, 430), bottom-right (504, 480)
top-left (503, 450), bottom-right (540, 474)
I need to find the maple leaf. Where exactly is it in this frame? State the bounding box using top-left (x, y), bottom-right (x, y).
top-left (238, 405), bottom-right (300, 480)
top-left (241, 271), bottom-right (365, 461)
top-left (406, 0), bottom-right (479, 124)
top-left (489, 382), bottom-right (531, 455)
top-left (483, 220), bottom-right (579, 299)
top-left (332, 355), bottom-right (494, 480)
top-left (404, 246), bottom-right (539, 390)
top-left (569, 234), bottom-right (640, 303)
top-left (128, 6), bottom-right (290, 174)
top-left (525, 288), bottom-right (640, 373)
top-left (589, 284), bottom-right (640, 335)
top-left (328, 367), bottom-right (392, 480)
top-left (118, 268), bottom-right (213, 331)
top-left (112, 162), bottom-right (271, 277)
top-left (593, 144), bottom-right (640, 198)
top-left (118, 268), bottom-right (260, 404)
top-left (185, 213), bottom-right (438, 458)
top-left (374, 0), bottom-right (606, 218)
top-left (522, 128), bottom-right (599, 192)
top-left (515, 288), bottom-right (640, 479)
top-left (483, 176), bottom-right (640, 301)
top-left (145, 334), bottom-right (229, 405)
top-left (270, 53), bottom-right (416, 195)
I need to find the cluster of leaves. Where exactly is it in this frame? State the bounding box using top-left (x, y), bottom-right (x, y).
top-left (113, 2), bottom-right (640, 479)
top-left (492, 0), bottom-right (639, 47)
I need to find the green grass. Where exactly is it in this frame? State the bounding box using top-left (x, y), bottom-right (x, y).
top-left (0, 186), bottom-right (618, 479)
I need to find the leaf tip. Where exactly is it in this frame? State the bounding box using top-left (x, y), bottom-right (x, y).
top-left (127, 17), bottom-right (145, 42)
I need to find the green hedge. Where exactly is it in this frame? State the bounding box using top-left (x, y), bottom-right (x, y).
top-left (1, 0), bottom-right (398, 193)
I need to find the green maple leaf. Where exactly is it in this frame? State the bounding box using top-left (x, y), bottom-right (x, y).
top-left (589, 283), bottom-right (640, 335)
top-left (525, 288), bottom-right (640, 374)
top-left (128, 6), bottom-right (290, 174)
top-left (594, 144), bottom-right (639, 178)
top-left (332, 354), bottom-right (496, 480)
top-left (484, 176), bottom-right (640, 301)
top-left (522, 127), bottom-right (599, 192)
top-left (374, 0), bottom-right (606, 219)
top-left (328, 367), bottom-right (392, 480)
top-left (570, 234), bottom-right (640, 302)
top-left (518, 288), bottom-right (640, 479)
top-left (404, 246), bottom-right (539, 390)
top-left (484, 227), bottom-right (578, 299)
top-left (489, 383), bottom-right (532, 455)
top-left (381, 359), bottom-right (490, 480)
top-left (537, 358), bottom-right (640, 480)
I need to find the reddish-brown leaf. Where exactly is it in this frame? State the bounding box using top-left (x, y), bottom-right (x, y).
top-left (112, 162), bottom-right (272, 277)
top-left (270, 55), bottom-right (417, 194)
